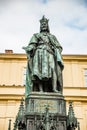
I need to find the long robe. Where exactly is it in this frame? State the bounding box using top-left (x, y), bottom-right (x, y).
top-left (25, 32), bottom-right (64, 97)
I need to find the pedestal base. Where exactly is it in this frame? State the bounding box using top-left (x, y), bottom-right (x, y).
top-left (25, 92), bottom-right (67, 130)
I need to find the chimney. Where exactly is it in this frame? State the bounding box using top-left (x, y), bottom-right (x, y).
top-left (5, 50), bottom-right (13, 54)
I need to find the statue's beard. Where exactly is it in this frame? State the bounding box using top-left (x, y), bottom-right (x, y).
top-left (40, 28), bottom-right (48, 32)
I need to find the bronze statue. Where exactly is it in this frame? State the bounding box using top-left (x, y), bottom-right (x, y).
top-left (23, 16), bottom-right (64, 97)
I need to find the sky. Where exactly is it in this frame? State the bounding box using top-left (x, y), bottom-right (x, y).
top-left (0, 0), bottom-right (87, 54)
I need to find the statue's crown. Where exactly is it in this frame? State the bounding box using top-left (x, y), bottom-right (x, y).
top-left (40, 15), bottom-right (49, 24)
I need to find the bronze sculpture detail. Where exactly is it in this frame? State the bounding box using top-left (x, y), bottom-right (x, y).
top-left (23, 16), bottom-right (64, 97)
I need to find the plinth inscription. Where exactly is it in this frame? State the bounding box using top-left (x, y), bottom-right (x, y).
top-left (25, 92), bottom-right (66, 115)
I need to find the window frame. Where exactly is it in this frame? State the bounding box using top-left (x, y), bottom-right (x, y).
top-left (84, 69), bottom-right (87, 87)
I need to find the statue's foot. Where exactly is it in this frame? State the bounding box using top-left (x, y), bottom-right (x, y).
top-left (39, 84), bottom-right (43, 92)
top-left (53, 89), bottom-right (59, 93)
top-left (40, 90), bottom-right (43, 92)
top-left (39, 87), bottom-right (43, 92)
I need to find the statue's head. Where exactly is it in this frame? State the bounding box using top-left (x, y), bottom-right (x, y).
top-left (40, 15), bottom-right (50, 33)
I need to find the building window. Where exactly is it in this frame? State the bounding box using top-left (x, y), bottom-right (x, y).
top-left (84, 69), bottom-right (87, 87)
top-left (23, 67), bottom-right (26, 86)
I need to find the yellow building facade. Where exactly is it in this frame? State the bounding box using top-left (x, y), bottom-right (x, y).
top-left (0, 51), bottom-right (87, 130)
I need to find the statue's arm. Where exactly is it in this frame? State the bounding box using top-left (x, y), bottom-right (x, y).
top-left (23, 34), bottom-right (38, 57)
top-left (53, 35), bottom-right (63, 54)
top-left (53, 35), bottom-right (64, 69)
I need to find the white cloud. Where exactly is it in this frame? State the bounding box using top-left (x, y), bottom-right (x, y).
top-left (0, 0), bottom-right (87, 54)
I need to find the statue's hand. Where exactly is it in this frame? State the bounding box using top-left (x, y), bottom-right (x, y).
top-left (22, 46), bottom-right (27, 51)
top-left (22, 45), bottom-right (36, 57)
top-left (22, 46), bottom-right (33, 52)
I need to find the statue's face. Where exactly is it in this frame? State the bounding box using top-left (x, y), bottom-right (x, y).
top-left (40, 21), bottom-right (48, 31)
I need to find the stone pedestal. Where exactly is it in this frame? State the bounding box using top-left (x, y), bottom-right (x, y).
top-left (25, 92), bottom-right (67, 130)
